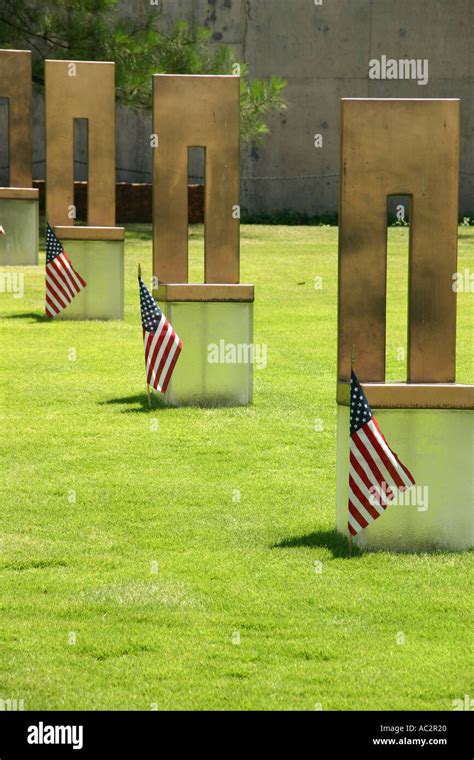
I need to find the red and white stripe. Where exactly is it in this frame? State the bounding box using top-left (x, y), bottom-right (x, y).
top-left (348, 418), bottom-right (415, 536)
top-left (46, 251), bottom-right (86, 317)
top-left (144, 313), bottom-right (182, 394)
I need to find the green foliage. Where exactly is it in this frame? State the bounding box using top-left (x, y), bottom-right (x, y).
top-left (241, 208), bottom-right (339, 226)
top-left (239, 64), bottom-right (287, 144)
top-left (0, 0), bottom-right (287, 144)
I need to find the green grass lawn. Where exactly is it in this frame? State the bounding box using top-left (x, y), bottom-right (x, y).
top-left (0, 225), bottom-right (472, 711)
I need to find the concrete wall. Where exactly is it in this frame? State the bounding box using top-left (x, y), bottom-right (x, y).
top-left (189, 0), bottom-right (474, 216)
top-left (3, 0), bottom-right (473, 215)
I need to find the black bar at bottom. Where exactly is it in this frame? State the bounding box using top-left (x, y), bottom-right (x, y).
top-left (0, 710), bottom-right (471, 757)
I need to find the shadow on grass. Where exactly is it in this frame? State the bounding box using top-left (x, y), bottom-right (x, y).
top-left (102, 394), bottom-right (250, 413)
top-left (273, 529), bottom-right (361, 559)
top-left (101, 393), bottom-right (168, 413)
top-left (3, 311), bottom-right (50, 323)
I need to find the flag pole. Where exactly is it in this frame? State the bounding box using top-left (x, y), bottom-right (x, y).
top-left (348, 344), bottom-right (356, 556)
top-left (138, 263), bottom-right (151, 408)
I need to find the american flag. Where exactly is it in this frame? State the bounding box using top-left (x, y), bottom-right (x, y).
top-left (139, 275), bottom-right (182, 394)
top-left (45, 224), bottom-right (87, 318)
top-left (348, 370), bottom-right (415, 537)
